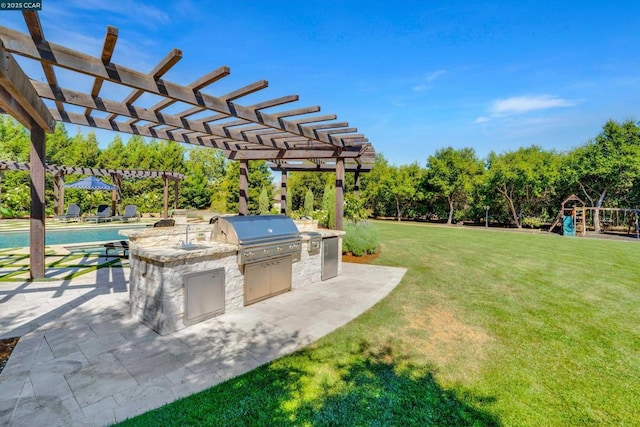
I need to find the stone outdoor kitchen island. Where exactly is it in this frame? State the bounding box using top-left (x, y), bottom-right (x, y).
top-left (122, 219), bottom-right (343, 335)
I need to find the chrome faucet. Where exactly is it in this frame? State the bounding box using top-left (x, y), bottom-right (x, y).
top-left (180, 225), bottom-right (193, 248)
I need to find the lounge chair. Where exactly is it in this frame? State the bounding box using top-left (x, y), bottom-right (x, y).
top-left (114, 204), bottom-right (139, 222)
top-left (54, 203), bottom-right (82, 222)
top-left (86, 205), bottom-right (112, 223)
top-left (104, 240), bottom-right (129, 257)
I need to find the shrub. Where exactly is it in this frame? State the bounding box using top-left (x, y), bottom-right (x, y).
top-left (343, 221), bottom-right (379, 256)
top-left (321, 184), bottom-right (335, 228)
top-left (344, 194), bottom-right (368, 222)
top-left (258, 188), bottom-right (271, 215)
top-left (522, 216), bottom-right (543, 228)
top-left (0, 206), bottom-right (14, 219)
top-left (303, 189), bottom-right (314, 216)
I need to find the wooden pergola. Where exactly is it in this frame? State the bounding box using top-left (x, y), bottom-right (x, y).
top-left (0, 11), bottom-right (375, 278)
top-left (0, 160), bottom-right (184, 218)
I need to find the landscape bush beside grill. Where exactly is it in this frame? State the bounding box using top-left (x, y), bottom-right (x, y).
top-left (343, 221), bottom-right (379, 256)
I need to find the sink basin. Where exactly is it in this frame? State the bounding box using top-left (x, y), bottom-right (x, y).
top-left (177, 243), bottom-right (209, 251)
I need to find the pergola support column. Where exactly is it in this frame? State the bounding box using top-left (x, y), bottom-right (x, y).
top-left (163, 176), bottom-right (169, 219)
top-left (110, 173), bottom-right (122, 215)
top-left (30, 125), bottom-right (46, 279)
top-left (280, 170), bottom-right (287, 215)
top-left (239, 160), bottom-right (248, 216)
top-left (173, 180), bottom-right (179, 210)
top-left (335, 157), bottom-right (345, 230)
top-left (54, 171), bottom-right (65, 215)
top-left (354, 168), bottom-right (361, 198)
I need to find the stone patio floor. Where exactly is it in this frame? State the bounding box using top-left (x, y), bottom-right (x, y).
top-left (0, 257), bottom-right (406, 426)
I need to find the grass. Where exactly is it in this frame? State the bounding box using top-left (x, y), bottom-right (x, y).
top-left (116, 222), bottom-right (640, 426)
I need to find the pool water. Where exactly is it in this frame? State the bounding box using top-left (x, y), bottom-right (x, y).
top-left (0, 225), bottom-right (149, 249)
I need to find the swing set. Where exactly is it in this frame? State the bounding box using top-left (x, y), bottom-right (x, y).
top-left (550, 195), bottom-right (640, 238)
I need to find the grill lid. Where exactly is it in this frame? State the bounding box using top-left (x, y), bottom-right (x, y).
top-left (213, 215), bottom-right (299, 245)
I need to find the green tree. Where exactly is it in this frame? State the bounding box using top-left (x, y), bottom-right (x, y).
top-left (561, 120), bottom-right (640, 232)
top-left (485, 146), bottom-right (561, 228)
top-left (303, 188), bottom-right (314, 215)
top-left (287, 171), bottom-right (331, 212)
top-left (322, 183), bottom-right (336, 228)
top-left (181, 147), bottom-right (225, 210)
top-left (98, 135), bottom-right (126, 169)
top-left (222, 160), bottom-right (273, 214)
top-left (383, 162), bottom-right (424, 221)
top-left (425, 147), bottom-right (484, 224)
top-left (361, 154), bottom-right (395, 218)
top-left (0, 116), bottom-right (30, 161)
top-left (259, 187), bottom-right (271, 214)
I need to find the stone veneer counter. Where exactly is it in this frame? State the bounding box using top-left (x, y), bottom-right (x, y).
top-left (121, 223), bottom-right (344, 335)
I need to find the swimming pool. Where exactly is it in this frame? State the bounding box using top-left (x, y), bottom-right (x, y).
top-left (0, 225), bottom-right (150, 249)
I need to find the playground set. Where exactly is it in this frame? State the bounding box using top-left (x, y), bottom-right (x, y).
top-left (550, 194), bottom-right (640, 238)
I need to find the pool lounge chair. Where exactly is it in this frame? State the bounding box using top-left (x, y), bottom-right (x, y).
top-left (54, 203), bottom-right (82, 222)
top-left (104, 240), bottom-right (129, 257)
top-left (85, 205), bottom-right (112, 223)
top-left (114, 204), bottom-right (139, 222)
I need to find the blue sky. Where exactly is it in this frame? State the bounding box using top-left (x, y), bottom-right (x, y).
top-left (1, 0), bottom-right (638, 166)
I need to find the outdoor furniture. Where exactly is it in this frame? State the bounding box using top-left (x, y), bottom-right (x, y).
top-left (104, 240), bottom-right (129, 257)
top-left (54, 203), bottom-right (82, 222)
top-left (85, 205), bottom-right (112, 223)
top-left (114, 204), bottom-right (139, 222)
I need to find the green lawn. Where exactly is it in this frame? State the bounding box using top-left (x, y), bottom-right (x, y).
top-left (117, 222), bottom-right (640, 426)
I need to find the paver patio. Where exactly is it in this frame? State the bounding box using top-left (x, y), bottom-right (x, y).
top-left (0, 260), bottom-right (405, 426)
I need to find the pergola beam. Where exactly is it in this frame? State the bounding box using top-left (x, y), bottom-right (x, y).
top-left (0, 41), bottom-right (54, 132)
top-left (109, 48), bottom-right (183, 121)
top-left (2, 26), bottom-right (365, 150)
top-left (85, 26), bottom-right (118, 116)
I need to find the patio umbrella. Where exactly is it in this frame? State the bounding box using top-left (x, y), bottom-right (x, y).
top-left (65, 176), bottom-right (115, 190)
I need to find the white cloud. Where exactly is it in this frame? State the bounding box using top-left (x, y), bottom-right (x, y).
top-left (474, 94), bottom-right (577, 124)
top-left (491, 95), bottom-right (576, 115)
top-left (411, 70), bottom-right (446, 92)
top-left (426, 69), bottom-right (446, 82)
top-left (67, 0), bottom-right (170, 25)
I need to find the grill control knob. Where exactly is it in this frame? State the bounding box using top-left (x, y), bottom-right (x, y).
top-left (245, 251), bottom-right (253, 257)
top-left (264, 249), bottom-right (270, 254)
top-left (277, 247), bottom-right (283, 252)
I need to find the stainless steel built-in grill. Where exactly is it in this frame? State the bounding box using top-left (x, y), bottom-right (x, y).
top-left (212, 215), bottom-right (302, 265)
top-left (212, 215), bottom-right (302, 305)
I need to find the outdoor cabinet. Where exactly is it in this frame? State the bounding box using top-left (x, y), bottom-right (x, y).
top-left (244, 255), bottom-right (292, 305)
top-left (321, 236), bottom-right (339, 280)
top-left (183, 268), bottom-right (225, 326)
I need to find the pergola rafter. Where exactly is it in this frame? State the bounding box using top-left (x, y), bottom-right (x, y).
top-left (0, 11), bottom-right (375, 278)
top-left (0, 19), bottom-right (373, 159)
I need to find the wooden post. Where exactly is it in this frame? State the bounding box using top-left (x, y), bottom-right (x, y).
top-left (54, 171), bottom-right (65, 216)
top-left (280, 170), bottom-right (287, 215)
top-left (30, 125), bottom-right (46, 279)
top-left (239, 160), bottom-right (248, 216)
top-left (335, 158), bottom-right (345, 230)
top-left (173, 179), bottom-right (179, 210)
top-left (111, 186), bottom-right (117, 217)
top-left (111, 173), bottom-right (122, 216)
top-left (163, 175), bottom-right (169, 219)
top-left (354, 168), bottom-right (361, 198)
